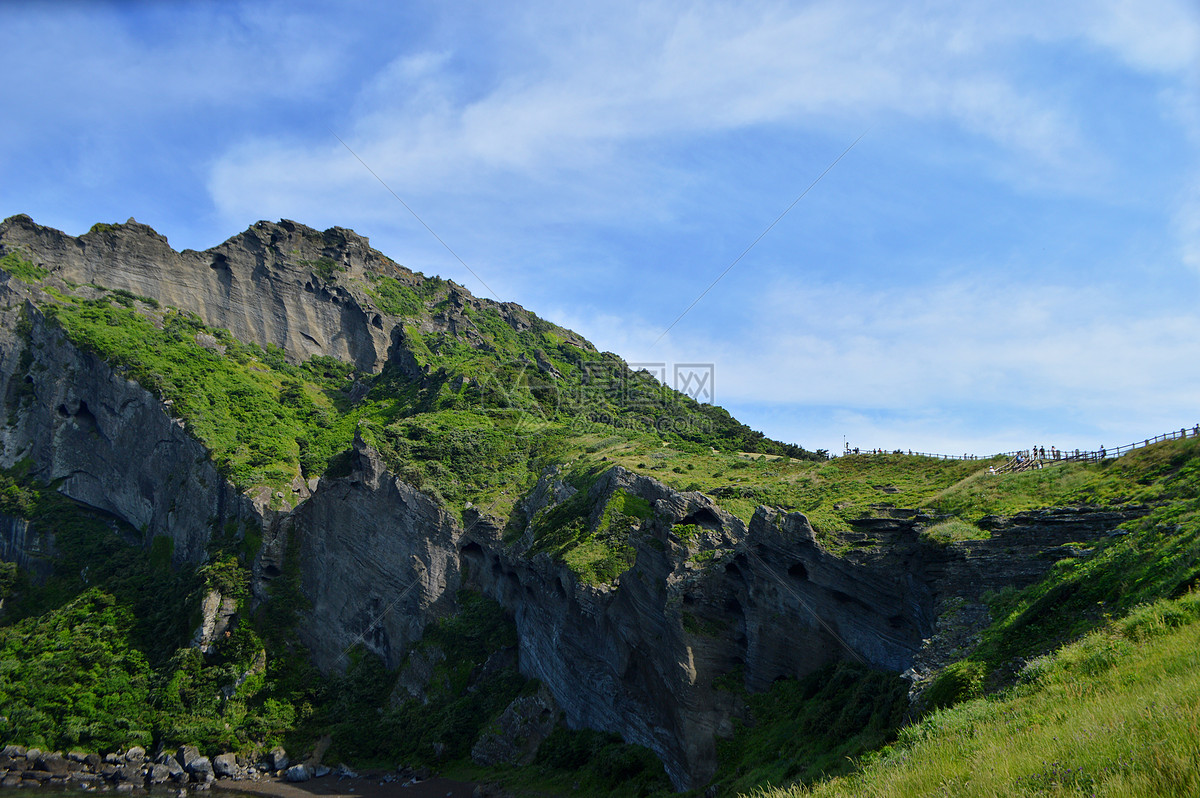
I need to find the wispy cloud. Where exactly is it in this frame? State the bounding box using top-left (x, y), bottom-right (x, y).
top-left (6, 0), bottom-right (1197, 454)
top-left (207, 0), bottom-right (1117, 226)
top-left (550, 271), bottom-right (1200, 451)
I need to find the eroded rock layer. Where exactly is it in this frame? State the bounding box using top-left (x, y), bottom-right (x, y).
top-left (0, 216), bottom-right (1148, 790)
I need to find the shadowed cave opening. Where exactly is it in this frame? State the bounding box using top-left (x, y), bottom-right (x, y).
top-left (679, 507), bottom-right (721, 530)
top-left (57, 400), bottom-right (98, 432)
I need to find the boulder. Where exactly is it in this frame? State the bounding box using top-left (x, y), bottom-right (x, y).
top-left (125, 746), bottom-right (146, 763)
top-left (177, 746), bottom-right (202, 770)
top-left (284, 764), bottom-right (311, 783)
top-left (186, 756), bottom-right (213, 781)
top-left (35, 753), bottom-right (69, 775)
top-left (148, 763), bottom-right (172, 784)
top-left (266, 747), bottom-right (288, 772)
top-left (212, 753), bottom-right (238, 779)
top-left (111, 764), bottom-right (138, 783)
top-left (158, 753), bottom-right (186, 781)
top-left (0, 747), bottom-right (25, 758)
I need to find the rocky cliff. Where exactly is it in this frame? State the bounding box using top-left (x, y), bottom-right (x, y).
top-left (0, 280), bottom-right (261, 564)
top-left (0, 215), bottom-right (591, 376)
top-left (277, 438), bottom-right (1141, 788)
top-left (0, 216), bottom-right (1148, 791)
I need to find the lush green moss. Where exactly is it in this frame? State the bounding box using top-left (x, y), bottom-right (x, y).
top-left (920, 518), bottom-right (988, 545)
top-left (301, 256), bottom-right (343, 280)
top-left (366, 275), bottom-right (424, 317)
top-left (0, 251), bottom-right (48, 284)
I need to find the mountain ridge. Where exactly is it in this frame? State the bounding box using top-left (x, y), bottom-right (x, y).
top-left (1, 215), bottom-right (1196, 795)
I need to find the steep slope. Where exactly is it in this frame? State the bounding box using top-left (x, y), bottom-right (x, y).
top-left (0, 216), bottom-right (1191, 793)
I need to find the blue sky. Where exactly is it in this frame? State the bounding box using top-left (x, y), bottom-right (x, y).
top-left (3, 0), bottom-right (1198, 456)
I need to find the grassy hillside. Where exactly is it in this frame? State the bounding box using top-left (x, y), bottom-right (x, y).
top-left (731, 437), bottom-right (1200, 797)
top-left (748, 591), bottom-right (1200, 798)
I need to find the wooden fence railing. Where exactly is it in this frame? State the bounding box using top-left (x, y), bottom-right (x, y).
top-left (844, 424), bottom-right (1200, 469)
top-left (841, 448), bottom-right (996, 461)
top-left (994, 425), bottom-right (1200, 474)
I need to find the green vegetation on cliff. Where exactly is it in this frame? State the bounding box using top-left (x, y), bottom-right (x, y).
top-left (5, 230), bottom-right (1200, 797)
top-left (741, 437), bottom-right (1200, 797)
top-left (26, 271), bottom-right (823, 562)
top-left (0, 589), bottom-right (156, 751)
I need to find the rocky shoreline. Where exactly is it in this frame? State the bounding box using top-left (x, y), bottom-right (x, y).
top-left (0, 745), bottom-right (484, 797)
top-left (0, 743), bottom-right (295, 791)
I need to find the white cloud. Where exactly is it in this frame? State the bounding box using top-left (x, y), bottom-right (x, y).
top-left (1082, 0), bottom-right (1200, 74)
top-left (548, 271), bottom-right (1200, 452)
top-left (208, 0), bottom-right (1115, 225)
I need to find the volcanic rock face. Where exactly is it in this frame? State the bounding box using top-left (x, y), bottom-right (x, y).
top-left (0, 215), bottom-right (396, 371)
top-left (0, 288), bottom-right (258, 563)
top-left (0, 215), bottom-right (1149, 791)
top-left (287, 448), bottom-right (1136, 789)
top-left (278, 435), bottom-right (463, 671)
top-left (0, 215), bottom-right (591, 376)
top-left (0, 513), bottom-right (54, 583)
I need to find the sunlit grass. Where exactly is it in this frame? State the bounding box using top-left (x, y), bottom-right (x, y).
top-left (748, 592), bottom-right (1200, 798)
top-left (921, 517), bottom-right (989, 544)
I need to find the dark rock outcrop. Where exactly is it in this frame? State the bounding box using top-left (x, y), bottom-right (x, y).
top-left (279, 434), bottom-right (462, 671)
top-left (0, 292), bottom-right (261, 564)
top-left (284, 446), bottom-right (1140, 789)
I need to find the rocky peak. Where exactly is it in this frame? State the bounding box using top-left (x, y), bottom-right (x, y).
top-left (0, 215), bottom-right (592, 377)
